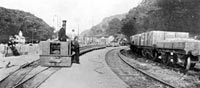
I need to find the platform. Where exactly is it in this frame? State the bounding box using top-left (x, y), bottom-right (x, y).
top-left (38, 47), bottom-right (129, 88)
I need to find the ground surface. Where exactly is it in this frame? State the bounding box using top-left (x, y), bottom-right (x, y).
top-left (38, 47), bottom-right (129, 88)
top-left (0, 53), bottom-right (39, 81)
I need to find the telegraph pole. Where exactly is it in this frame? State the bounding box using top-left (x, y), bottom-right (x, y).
top-left (78, 24), bottom-right (79, 39)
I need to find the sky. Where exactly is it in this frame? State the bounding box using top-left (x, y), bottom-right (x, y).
top-left (0, 0), bottom-right (142, 34)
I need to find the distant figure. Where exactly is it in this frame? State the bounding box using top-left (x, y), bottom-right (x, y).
top-left (7, 36), bottom-right (20, 56)
top-left (7, 36), bottom-right (15, 47)
top-left (71, 29), bottom-right (76, 40)
top-left (72, 36), bottom-right (80, 64)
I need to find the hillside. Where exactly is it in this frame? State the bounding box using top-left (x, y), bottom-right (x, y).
top-left (80, 14), bottom-right (125, 37)
top-left (120, 0), bottom-right (200, 39)
top-left (0, 7), bottom-right (54, 43)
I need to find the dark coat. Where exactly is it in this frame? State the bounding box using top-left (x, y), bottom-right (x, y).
top-left (72, 40), bottom-right (80, 53)
top-left (58, 28), bottom-right (68, 41)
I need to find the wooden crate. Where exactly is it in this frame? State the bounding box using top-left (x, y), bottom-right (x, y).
top-left (39, 55), bottom-right (72, 67)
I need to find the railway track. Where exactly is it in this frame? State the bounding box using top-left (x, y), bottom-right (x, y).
top-left (105, 48), bottom-right (176, 88)
top-left (0, 45), bottom-right (106, 88)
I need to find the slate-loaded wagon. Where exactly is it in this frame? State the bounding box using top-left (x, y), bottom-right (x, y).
top-left (130, 31), bottom-right (200, 70)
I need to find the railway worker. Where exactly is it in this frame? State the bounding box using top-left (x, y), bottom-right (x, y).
top-left (58, 25), bottom-right (68, 41)
top-left (72, 36), bottom-right (80, 64)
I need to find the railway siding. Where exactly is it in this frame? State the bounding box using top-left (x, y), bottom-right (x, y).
top-left (106, 49), bottom-right (167, 88)
top-left (120, 49), bottom-right (200, 88)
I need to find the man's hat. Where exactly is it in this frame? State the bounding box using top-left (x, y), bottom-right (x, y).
top-left (63, 20), bottom-right (67, 23)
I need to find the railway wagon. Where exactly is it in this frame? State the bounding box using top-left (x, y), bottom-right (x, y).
top-left (130, 31), bottom-right (200, 70)
top-left (39, 41), bottom-right (73, 67)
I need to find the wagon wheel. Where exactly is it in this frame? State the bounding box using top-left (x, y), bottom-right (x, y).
top-left (172, 54), bottom-right (178, 66)
top-left (161, 53), bottom-right (170, 65)
top-left (145, 50), bottom-right (150, 59)
top-left (191, 63), bottom-right (196, 68)
top-left (145, 51), bottom-right (150, 59)
top-left (167, 54), bottom-right (175, 66)
top-left (148, 50), bottom-right (154, 60)
top-left (144, 50), bottom-right (150, 59)
top-left (184, 56), bottom-right (191, 70)
top-left (134, 48), bottom-right (137, 53)
top-left (141, 49), bottom-right (146, 57)
top-left (161, 53), bottom-right (167, 64)
top-left (136, 48), bottom-right (140, 55)
top-left (130, 45), bottom-right (135, 52)
top-left (152, 50), bottom-right (158, 61)
top-left (184, 56), bottom-right (196, 70)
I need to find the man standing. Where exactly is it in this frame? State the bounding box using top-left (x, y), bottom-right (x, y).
top-left (72, 36), bottom-right (80, 64)
top-left (58, 20), bottom-right (68, 41)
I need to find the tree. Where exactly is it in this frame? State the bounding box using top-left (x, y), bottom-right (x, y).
top-left (119, 0), bottom-right (200, 40)
top-left (106, 18), bottom-right (122, 35)
top-left (120, 17), bottom-right (137, 41)
top-left (0, 7), bottom-right (55, 43)
top-left (156, 0), bottom-right (200, 33)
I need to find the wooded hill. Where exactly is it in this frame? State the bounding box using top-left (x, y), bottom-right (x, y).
top-left (80, 14), bottom-right (125, 37)
top-left (121, 0), bottom-right (200, 40)
top-left (0, 7), bottom-right (54, 43)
